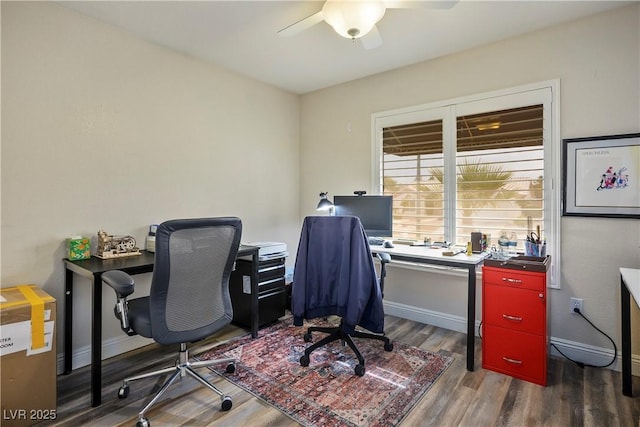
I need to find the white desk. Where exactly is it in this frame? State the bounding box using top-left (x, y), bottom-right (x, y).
top-left (370, 245), bottom-right (487, 371)
top-left (620, 267), bottom-right (640, 396)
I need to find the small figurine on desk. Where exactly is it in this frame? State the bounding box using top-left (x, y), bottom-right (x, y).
top-left (95, 230), bottom-right (141, 259)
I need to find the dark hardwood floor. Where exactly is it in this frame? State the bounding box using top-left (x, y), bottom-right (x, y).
top-left (43, 315), bottom-right (640, 427)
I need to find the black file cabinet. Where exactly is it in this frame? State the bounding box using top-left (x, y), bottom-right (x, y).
top-left (230, 256), bottom-right (287, 329)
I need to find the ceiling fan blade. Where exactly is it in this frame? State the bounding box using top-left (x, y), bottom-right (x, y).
top-left (361, 25), bottom-right (383, 50)
top-left (277, 11), bottom-right (325, 37)
top-left (384, 0), bottom-right (458, 9)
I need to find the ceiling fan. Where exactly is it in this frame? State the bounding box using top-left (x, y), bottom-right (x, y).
top-left (277, 0), bottom-right (458, 50)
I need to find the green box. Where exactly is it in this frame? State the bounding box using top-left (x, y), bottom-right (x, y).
top-left (67, 237), bottom-right (90, 260)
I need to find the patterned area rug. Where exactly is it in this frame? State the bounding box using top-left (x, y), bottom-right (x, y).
top-left (198, 319), bottom-right (453, 427)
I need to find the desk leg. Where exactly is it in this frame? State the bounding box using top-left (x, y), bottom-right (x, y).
top-left (466, 265), bottom-right (476, 371)
top-left (250, 251), bottom-right (259, 338)
top-left (91, 273), bottom-right (103, 407)
top-left (621, 275), bottom-right (633, 397)
top-left (63, 268), bottom-right (73, 374)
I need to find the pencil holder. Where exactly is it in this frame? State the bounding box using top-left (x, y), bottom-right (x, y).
top-left (525, 240), bottom-right (546, 257)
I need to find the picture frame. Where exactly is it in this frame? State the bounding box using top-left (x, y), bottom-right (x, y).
top-left (563, 133), bottom-right (640, 218)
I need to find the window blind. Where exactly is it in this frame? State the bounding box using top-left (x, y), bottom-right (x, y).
top-left (382, 105), bottom-right (544, 246)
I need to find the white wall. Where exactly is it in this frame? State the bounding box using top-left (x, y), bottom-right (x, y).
top-left (2, 1), bottom-right (639, 373)
top-left (299, 4), bottom-right (640, 367)
top-left (1, 2), bottom-right (301, 364)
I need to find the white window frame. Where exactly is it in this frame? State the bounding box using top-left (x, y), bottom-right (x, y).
top-left (371, 80), bottom-right (561, 288)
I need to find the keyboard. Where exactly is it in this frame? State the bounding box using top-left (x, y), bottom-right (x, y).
top-left (367, 236), bottom-right (385, 246)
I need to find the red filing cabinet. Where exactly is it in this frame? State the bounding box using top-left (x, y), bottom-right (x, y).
top-left (482, 259), bottom-right (549, 386)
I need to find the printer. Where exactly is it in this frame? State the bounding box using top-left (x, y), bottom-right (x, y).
top-left (244, 241), bottom-right (288, 261)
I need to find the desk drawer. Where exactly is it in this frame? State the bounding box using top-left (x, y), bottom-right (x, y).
top-left (483, 267), bottom-right (545, 292)
top-left (483, 284), bottom-right (545, 335)
top-left (259, 277), bottom-right (286, 293)
top-left (482, 324), bottom-right (547, 386)
top-left (231, 287), bottom-right (286, 328)
top-left (258, 260), bottom-right (286, 282)
top-left (234, 258), bottom-right (286, 282)
top-left (257, 287), bottom-right (286, 326)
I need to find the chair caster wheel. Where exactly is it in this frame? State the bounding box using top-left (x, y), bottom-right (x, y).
top-left (303, 333), bottom-right (313, 342)
top-left (384, 342), bottom-right (394, 352)
top-left (221, 396), bottom-right (233, 411)
top-left (136, 417), bottom-right (150, 427)
top-left (355, 364), bottom-right (365, 376)
top-left (226, 363), bottom-right (236, 374)
top-left (300, 354), bottom-right (310, 367)
top-left (118, 385), bottom-right (129, 399)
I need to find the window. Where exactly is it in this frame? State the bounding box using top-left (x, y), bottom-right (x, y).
top-left (455, 105), bottom-right (544, 247)
top-left (372, 82), bottom-right (560, 287)
top-left (382, 118), bottom-right (445, 240)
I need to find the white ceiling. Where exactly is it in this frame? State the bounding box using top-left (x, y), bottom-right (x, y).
top-left (57, 1), bottom-right (630, 94)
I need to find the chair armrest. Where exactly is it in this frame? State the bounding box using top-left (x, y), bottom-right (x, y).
top-left (102, 270), bottom-right (135, 334)
top-left (377, 252), bottom-right (391, 265)
top-left (102, 270), bottom-right (135, 298)
top-left (376, 252), bottom-right (391, 297)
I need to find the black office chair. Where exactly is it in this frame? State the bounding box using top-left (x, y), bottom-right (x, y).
top-left (291, 216), bottom-right (393, 377)
top-left (102, 217), bottom-right (242, 427)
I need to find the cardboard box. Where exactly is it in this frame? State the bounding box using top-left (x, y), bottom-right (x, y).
top-left (1, 285), bottom-right (57, 426)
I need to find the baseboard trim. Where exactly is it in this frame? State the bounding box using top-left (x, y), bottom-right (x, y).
top-left (384, 300), bottom-right (474, 335)
top-left (56, 334), bottom-right (152, 374)
top-left (547, 336), bottom-right (635, 373)
top-left (58, 303), bottom-right (640, 377)
top-left (383, 300), bottom-right (640, 374)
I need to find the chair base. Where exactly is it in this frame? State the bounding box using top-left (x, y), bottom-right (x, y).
top-left (299, 324), bottom-right (393, 376)
top-left (118, 343), bottom-right (235, 426)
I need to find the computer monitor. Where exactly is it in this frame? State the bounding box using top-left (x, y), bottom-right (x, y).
top-left (333, 195), bottom-right (393, 237)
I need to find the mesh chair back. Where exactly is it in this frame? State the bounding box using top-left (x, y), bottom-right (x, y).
top-left (150, 217), bottom-right (242, 345)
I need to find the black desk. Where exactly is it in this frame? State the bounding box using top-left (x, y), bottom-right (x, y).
top-left (370, 245), bottom-right (487, 371)
top-left (63, 245), bottom-right (259, 407)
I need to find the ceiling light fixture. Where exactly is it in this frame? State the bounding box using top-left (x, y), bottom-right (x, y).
top-left (321, 0), bottom-right (386, 40)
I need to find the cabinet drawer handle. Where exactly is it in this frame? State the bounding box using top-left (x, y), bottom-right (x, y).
top-left (259, 277), bottom-right (284, 287)
top-left (258, 264), bottom-right (285, 273)
top-left (502, 277), bottom-right (523, 284)
top-left (502, 356), bottom-right (523, 365)
top-left (502, 314), bottom-right (522, 322)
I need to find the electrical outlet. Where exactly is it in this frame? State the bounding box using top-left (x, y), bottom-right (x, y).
top-left (570, 297), bottom-right (583, 314)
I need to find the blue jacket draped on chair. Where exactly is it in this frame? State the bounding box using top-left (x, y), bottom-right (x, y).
top-left (292, 216), bottom-right (385, 334)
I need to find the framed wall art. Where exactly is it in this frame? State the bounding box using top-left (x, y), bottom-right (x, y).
top-left (563, 133), bottom-right (640, 218)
